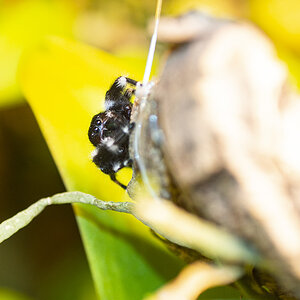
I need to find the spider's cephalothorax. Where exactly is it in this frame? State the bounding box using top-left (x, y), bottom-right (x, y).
top-left (88, 76), bottom-right (137, 189)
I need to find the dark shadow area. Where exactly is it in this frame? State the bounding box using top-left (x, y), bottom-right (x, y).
top-left (0, 104), bottom-right (95, 299)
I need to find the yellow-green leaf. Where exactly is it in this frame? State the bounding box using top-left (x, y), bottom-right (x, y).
top-left (19, 37), bottom-right (183, 299)
top-left (0, 0), bottom-right (75, 106)
top-left (249, 0), bottom-right (300, 54)
top-left (0, 288), bottom-right (31, 300)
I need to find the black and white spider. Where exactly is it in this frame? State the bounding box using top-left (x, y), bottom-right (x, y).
top-left (88, 76), bottom-right (137, 189)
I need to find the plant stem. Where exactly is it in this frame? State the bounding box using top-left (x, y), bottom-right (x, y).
top-left (0, 191), bottom-right (134, 244)
top-left (0, 191), bottom-right (261, 267)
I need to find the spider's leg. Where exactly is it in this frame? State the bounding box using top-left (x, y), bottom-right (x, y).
top-left (105, 77), bottom-right (137, 104)
top-left (124, 88), bottom-right (135, 100)
top-left (102, 130), bottom-right (129, 155)
top-left (105, 122), bottom-right (135, 149)
top-left (110, 173), bottom-right (127, 190)
top-left (105, 77), bottom-right (125, 103)
top-left (114, 130), bottom-right (129, 145)
top-left (125, 77), bottom-right (137, 86)
top-left (129, 122), bottom-right (135, 131)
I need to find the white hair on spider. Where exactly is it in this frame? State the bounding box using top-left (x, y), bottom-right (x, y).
top-left (102, 137), bottom-right (115, 147)
top-left (109, 144), bottom-right (119, 153)
top-left (105, 100), bottom-right (114, 110)
top-left (91, 148), bottom-right (99, 159)
top-left (105, 110), bottom-right (113, 118)
top-left (113, 162), bottom-right (121, 172)
top-left (116, 76), bottom-right (127, 88)
top-left (122, 125), bottom-right (129, 134)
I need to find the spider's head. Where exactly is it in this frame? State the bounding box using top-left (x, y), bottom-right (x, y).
top-left (88, 112), bottom-right (105, 147)
top-left (88, 110), bottom-right (129, 147)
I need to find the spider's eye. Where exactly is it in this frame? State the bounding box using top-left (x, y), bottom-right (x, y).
top-left (95, 119), bottom-right (101, 125)
top-left (88, 125), bottom-right (101, 146)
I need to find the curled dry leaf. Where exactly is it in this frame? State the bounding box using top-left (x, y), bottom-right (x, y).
top-left (146, 261), bottom-right (242, 300)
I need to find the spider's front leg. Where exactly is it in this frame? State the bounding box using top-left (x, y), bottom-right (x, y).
top-left (110, 173), bottom-right (127, 190)
top-left (105, 76), bottom-right (137, 111)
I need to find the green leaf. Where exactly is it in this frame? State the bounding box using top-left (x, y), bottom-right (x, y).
top-left (0, 0), bottom-right (75, 107)
top-left (0, 288), bottom-right (31, 300)
top-left (19, 37), bottom-right (183, 299)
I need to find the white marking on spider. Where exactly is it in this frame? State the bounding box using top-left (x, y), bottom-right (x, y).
top-left (113, 162), bottom-right (121, 172)
top-left (91, 148), bottom-right (99, 159)
top-left (102, 137), bottom-right (115, 147)
top-left (105, 100), bottom-right (114, 110)
top-left (117, 76), bottom-right (127, 88)
top-left (122, 125), bottom-right (129, 134)
top-left (124, 159), bottom-right (130, 166)
top-left (102, 137), bottom-right (119, 152)
top-left (106, 110), bottom-right (113, 118)
top-left (109, 144), bottom-right (119, 153)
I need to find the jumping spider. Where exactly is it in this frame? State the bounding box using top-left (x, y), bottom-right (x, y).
top-left (88, 76), bottom-right (137, 189)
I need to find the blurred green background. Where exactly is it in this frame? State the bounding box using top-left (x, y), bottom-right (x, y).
top-left (0, 0), bottom-right (300, 299)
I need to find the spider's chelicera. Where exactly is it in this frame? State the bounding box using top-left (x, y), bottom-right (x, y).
top-left (88, 76), bottom-right (137, 189)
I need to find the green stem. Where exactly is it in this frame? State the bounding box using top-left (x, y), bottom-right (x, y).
top-left (0, 191), bottom-right (261, 267)
top-left (0, 191), bottom-right (134, 244)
